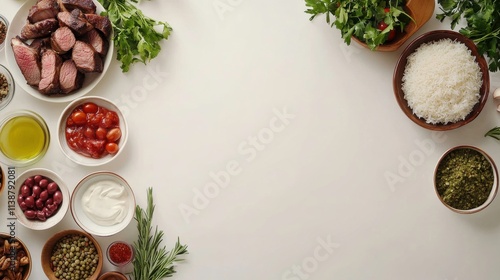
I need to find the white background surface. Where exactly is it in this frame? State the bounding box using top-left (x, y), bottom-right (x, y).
top-left (2, 0), bottom-right (500, 279)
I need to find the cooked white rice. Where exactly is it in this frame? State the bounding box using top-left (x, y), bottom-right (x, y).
top-left (402, 38), bottom-right (482, 124)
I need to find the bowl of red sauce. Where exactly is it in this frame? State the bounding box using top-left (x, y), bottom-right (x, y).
top-left (57, 96), bottom-right (128, 166)
top-left (106, 241), bottom-right (134, 267)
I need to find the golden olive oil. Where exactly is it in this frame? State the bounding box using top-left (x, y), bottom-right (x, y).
top-left (0, 116), bottom-right (46, 160)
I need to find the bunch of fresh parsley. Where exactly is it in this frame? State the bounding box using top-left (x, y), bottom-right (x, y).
top-left (436, 0), bottom-right (500, 72)
top-left (305, 0), bottom-right (413, 50)
top-left (98, 0), bottom-right (172, 72)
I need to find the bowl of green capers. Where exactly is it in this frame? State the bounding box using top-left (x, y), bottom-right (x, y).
top-left (41, 229), bottom-right (103, 280)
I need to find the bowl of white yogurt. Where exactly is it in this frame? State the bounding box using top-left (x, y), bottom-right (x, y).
top-left (70, 171), bottom-right (136, 236)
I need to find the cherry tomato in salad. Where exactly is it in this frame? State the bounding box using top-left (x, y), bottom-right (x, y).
top-left (377, 21), bottom-right (396, 41)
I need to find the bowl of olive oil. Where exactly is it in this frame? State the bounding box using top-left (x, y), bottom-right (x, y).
top-left (0, 110), bottom-right (50, 167)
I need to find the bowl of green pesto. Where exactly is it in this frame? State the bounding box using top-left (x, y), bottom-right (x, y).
top-left (434, 145), bottom-right (498, 214)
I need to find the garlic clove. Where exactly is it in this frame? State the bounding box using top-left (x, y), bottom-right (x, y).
top-left (494, 88), bottom-right (500, 100)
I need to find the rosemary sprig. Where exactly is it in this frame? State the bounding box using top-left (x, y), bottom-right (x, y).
top-left (132, 188), bottom-right (188, 280)
top-left (485, 127), bottom-right (500, 141)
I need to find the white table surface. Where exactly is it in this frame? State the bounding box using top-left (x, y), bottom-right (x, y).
top-left (2, 0), bottom-right (500, 279)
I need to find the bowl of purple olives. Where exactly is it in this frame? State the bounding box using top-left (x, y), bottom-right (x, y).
top-left (15, 168), bottom-right (69, 230)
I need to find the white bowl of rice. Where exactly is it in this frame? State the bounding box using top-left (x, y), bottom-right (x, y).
top-left (393, 30), bottom-right (490, 131)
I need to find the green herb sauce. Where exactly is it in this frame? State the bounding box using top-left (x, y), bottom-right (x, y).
top-left (435, 148), bottom-right (494, 210)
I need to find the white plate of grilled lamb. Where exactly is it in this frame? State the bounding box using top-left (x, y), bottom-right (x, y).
top-left (6, 0), bottom-right (113, 103)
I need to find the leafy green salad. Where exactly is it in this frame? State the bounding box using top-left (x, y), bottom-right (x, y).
top-left (305, 0), bottom-right (413, 50)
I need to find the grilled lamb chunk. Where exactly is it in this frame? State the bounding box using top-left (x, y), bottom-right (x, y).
top-left (60, 0), bottom-right (96, 14)
top-left (29, 37), bottom-right (51, 53)
top-left (20, 18), bottom-right (59, 39)
top-left (28, 0), bottom-right (59, 23)
top-left (59, 60), bottom-right (84, 94)
top-left (51, 26), bottom-right (76, 53)
top-left (11, 37), bottom-right (42, 87)
top-left (39, 49), bottom-right (63, 94)
top-left (84, 13), bottom-right (112, 39)
top-left (57, 9), bottom-right (93, 36)
top-left (81, 29), bottom-right (108, 56)
top-left (72, 41), bottom-right (103, 73)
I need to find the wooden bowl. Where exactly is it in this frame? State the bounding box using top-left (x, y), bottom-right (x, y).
top-left (41, 229), bottom-right (103, 280)
top-left (353, 0), bottom-right (435, 51)
top-left (98, 271), bottom-right (128, 280)
top-left (0, 233), bottom-right (32, 280)
top-left (393, 30), bottom-right (490, 130)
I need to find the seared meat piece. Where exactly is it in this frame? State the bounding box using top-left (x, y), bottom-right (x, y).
top-left (72, 41), bottom-right (103, 73)
top-left (60, 0), bottom-right (96, 14)
top-left (28, 0), bottom-right (59, 23)
top-left (85, 13), bottom-right (112, 38)
top-left (11, 37), bottom-right (42, 87)
top-left (81, 29), bottom-right (108, 56)
top-left (39, 49), bottom-right (63, 94)
top-left (20, 18), bottom-right (59, 39)
top-left (51, 26), bottom-right (76, 53)
top-left (29, 37), bottom-right (51, 53)
top-left (59, 59), bottom-right (84, 94)
top-left (57, 9), bottom-right (93, 36)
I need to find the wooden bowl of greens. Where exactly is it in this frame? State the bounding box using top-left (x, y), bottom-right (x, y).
top-left (305, 0), bottom-right (435, 51)
top-left (434, 146), bottom-right (499, 214)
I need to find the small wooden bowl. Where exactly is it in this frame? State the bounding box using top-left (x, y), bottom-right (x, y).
top-left (353, 0), bottom-right (435, 51)
top-left (98, 271), bottom-right (128, 280)
top-left (41, 229), bottom-right (103, 280)
top-left (0, 233), bottom-right (32, 280)
top-left (393, 30), bottom-right (490, 130)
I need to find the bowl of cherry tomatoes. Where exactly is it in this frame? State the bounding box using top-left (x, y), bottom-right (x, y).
top-left (57, 96), bottom-right (128, 166)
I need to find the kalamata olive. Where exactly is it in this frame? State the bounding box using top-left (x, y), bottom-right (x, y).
top-left (17, 195), bottom-right (24, 204)
top-left (36, 198), bottom-right (44, 210)
top-left (47, 203), bottom-right (58, 213)
top-left (24, 210), bottom-right (36, 219)
top-left (34, 175), bottom-right (43, 183)
top-left (20, 185), bottom-right (30, 197)
top-left (39, 179), bottom-right (49, 189)
top-left (19, 202), bottom-right (27, 211)
top-left (24, 196), bottom-right (35, 208)
top-left (39, 190), bottom-right (49, 201)
top-left (47, 182), bottom-right (59, 194)
top-left (24, 177), bottom-right (34, 187)
top-left (36, 210), bottom-right (46, 221)
top-left (43, 207), bottom-right (53, 218)
top-left (32, 186), bottom-right (41, 198)
top-left (53, 191), bottom-right (63, 205)
top-left (46, 198), bottom-right (53, 205)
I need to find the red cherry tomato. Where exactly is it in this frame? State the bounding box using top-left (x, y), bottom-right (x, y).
top-left (83, 102), bottom-right (99, 114)
top-left (377, 21), bottom-right (396, 41)
top-left (384, 7), bottom-right (390, 13)
top-left (71, 111), bottom-right (87, 125)
top-left (96, 127), bottom-right (107, 140)
top-left (106, 128), bottom-right (122, 142)
top-left (105, 143), bottom-right (119, 154)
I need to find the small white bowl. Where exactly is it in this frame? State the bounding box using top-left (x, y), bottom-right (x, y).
top-left (58, 96), bottom-right (128, 166)
top-left (71, 171), bottom-right (136, 236)
top-left (15, 168), bottom-right (69, 230)
top-left (0, 64), bottom-right (15, 111)
top-left (0, 14), bottom-right (8, 52)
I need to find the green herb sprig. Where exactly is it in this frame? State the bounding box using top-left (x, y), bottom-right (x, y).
top-left (97, 0), bottom-right (172, 72)
top-left (485, 127), bottom-right (500, 140)
top-left (133, 188), bottom-right (188, 280)
top-left (437, 0), bottom-right (500, 72)
top-left (305, 0), bottom-right (413, 50)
